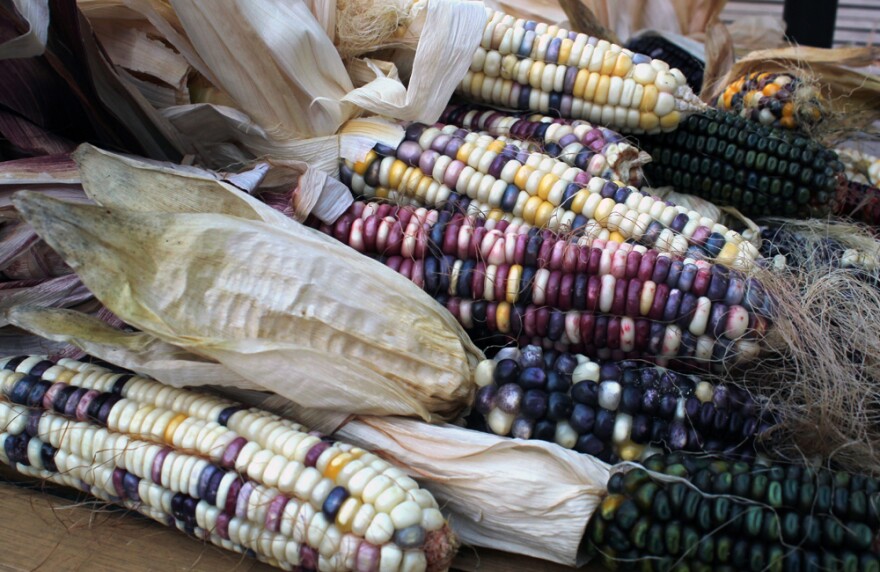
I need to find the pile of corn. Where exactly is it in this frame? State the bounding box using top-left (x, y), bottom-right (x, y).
top-left (3, 3), bottom-right (880, 572)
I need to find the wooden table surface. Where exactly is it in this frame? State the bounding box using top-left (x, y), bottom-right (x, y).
top-left (0, 469), bottom-right (589, 572)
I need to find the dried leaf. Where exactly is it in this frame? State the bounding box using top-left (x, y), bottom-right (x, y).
top-left (558, 0), bottom-right (619, 43)
top-left (13, 191), bottom-right (482, 420)
top-left (0, 0), bottom-right (49, 58)
top-left (6, 306), bottom-right (260, 389)
top-left (0, 274), bottom-right (91, 325)
top-left (700, 21), bottom-right (735, 103)
top-left (259, 394), bottom-right (611, 568)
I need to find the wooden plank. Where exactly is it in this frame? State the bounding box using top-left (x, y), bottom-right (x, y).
top-left (0, 468), bottom-right (594, 572)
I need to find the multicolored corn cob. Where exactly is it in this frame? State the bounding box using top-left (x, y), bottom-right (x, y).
top-left (439, 103), bottom-right (650, 186)
top-left (340, 124), bottom-right (761, 265)
top-left (716, 72), bottom-right (825, 130)
top-left (625, 33), bottom-right (705, 95)
top-left (587, 453), bottom-right (880, 571)
top-left (469, 345), bottom-right (775, 464)
top-left (638, 108), bottom-right (844, 218)
top-left (310, 201), bottom-right (772, 369)
top-left (457, 9), bottom-right (705, 133)
top-left (0, 355), bottom-right (456, 572)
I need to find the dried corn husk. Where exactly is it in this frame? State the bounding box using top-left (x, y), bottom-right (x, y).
top-left (254, 394), bottom-right (610, 567)
top-left (6, 306), bottom-right (259, 389)
top-left (0, 0), bottom-right (49, 58)
top-left (12, 190), bottom-right (482, 421)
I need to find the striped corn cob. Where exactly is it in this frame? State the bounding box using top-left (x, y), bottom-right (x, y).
top-left (587, 453), bottom-right (880, 571)
top-left (0, 355), bottom-right (456, 572)
top-left (310, 201), bottom-right (771, 369)
top-left (716, 72), bottom-right (825, 130)
top-left (459, 10), bottom-right (706, 133)
top-left (624, 33), bottom-right (705, 95)
top-left (638, 108), bottom-right (844, 219)
top-left (439, 103), bottom-right (649, 186)
top-left (469, 346), bottom-right (775, 464)
top-left (340, 124), bottom-right (761, 265)
top-left (835, 180), bottom-right (880, 228)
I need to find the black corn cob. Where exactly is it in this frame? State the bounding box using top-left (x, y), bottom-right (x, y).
top-left (587, 453), bottom-right (880, 572)
top-left (469, 345), bottom-right (775, 464)
top-left (638, 109), bottom-right (844, 219)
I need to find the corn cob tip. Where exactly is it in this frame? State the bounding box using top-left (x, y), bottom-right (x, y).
top-left (424, 525), bottom-right (459, 572)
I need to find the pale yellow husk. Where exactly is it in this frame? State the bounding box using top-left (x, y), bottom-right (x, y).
top-left (12, 189), bottom-right (482, 421)
top-left (242, 394), bottom-right (611, 568)
top-left (6, 306), bottom-right (259, 390)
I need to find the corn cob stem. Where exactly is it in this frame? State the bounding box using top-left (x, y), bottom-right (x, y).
top-left (469, 345), bottom-right (775, 464)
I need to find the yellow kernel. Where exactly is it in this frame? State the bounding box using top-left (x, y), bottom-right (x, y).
top-left (618, 441), bottom-right (644, 461)
top-left (612, 53), bottom-right (632, 77)
top-left (558, 39), bottom-right (573, 66)
top-left (535, 201), bottom-right (555, 228)
top-left (639, 84), bottom-right (659, 112)
top-left (388, 160), bottom-right (407, 190)
top-left (659, 110), bottom-right (681, 130)
top-left (163, 413), bottom-right (188, 445)
top-left (573, 69), bottom-right (590, 99)
top-left (571, 189), bottom-right (591, 214)
top-left (456, 142), bottom-right (475, 164)
top-left (583, 72), bottom-right (600, 101)
top-left (594, 75), bottom-right (611, 105)
top-left (716, 241), bottom-right (741, 265)
top-left (324, 452), bottom-right (354, 481)
top-left (522, 195), bottom-right (543, 224)
top-left (486, 139), bottom-right (506, 154)
top-left (608, 231), bottom-right (626, 244)
top-left (514, 165), bottom-right (534, 190)
top-left (537, 173), bottom-right (559, 200)
top-left (335, 497), bottom-right (361, 533)
top-left (352, 150), bottom-right (376, 175)
top-left (495, 302), bottom-right (511, 334)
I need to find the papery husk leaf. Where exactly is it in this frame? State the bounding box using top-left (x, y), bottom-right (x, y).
top-left (167, 0), bottom-right (355, 139)
top-left (0, 326), bottom-right (68, 356)
top-left (557, 0), bottom-right (619, 43)
top-left (71, 144), bottom-right (290, 224)
top-left (13, 192), bottom-right (482, 421)
top-left (0, 154), bottom-right (80, 185)
top-left (0, 274), bottom-right (91, 325)
top-left (6, 306), bottom-right (259, 389)
top-left (342, 0), bottom-right (487, 124)
top-left (700, 21), bottom-right (734, 101)
top-left (258, 394), bottom-right (610, 567)
top-left (73, 142), bottom-right (355, 224)
top-left (90, 20), bottom-right (190, 99)
top-left (0, 0), bottom-right (49, 58)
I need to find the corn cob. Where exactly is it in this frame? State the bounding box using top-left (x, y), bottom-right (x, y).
top-left (469, 345), bottom-right (775, 464)
top-left (587, 453), bottom-right (880, 571)
top-left (638, 108), bottom-right (844, 218)
top-left (0, 355), bottom-right (456, 572)
top-left (434, 295), bottom-right (764, 370)
top-left (624, 33), bottom-right (705, 95)
top-left (311, 201), bottom-right (771, 370)
top-left (439, 103), bottom-right (649, 186)
top-left (458, 9), bottom-right (705, 133)
top-left (716, 72), bottom-right (825, 130)
top-left (340, 124), bottom-right (760, 265)
top-left (835, 180), bottom-right (880, 228)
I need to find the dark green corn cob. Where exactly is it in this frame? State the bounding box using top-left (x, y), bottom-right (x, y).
top-left (586, 453), bottom-right (880, 572)
top-left (638, 109), bottom-right (845, 219)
